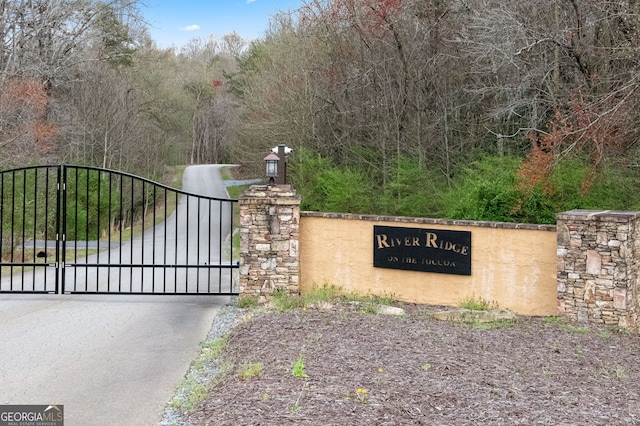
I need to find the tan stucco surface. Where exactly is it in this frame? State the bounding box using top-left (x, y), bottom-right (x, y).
top-left (299, 214), bottom-right (557, 316)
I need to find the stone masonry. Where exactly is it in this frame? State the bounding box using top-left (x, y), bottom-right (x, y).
top-left (556, 210), bottom-right (640, 331)
top-left (238, 184), bottom-right (301, 301)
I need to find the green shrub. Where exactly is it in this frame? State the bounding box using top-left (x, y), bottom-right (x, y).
top-left (64, 169), bottom-right (124, 240)
top-left (1, 169), bottom-right (59, 239)
top-left (317, 168), bottom-right (374, 213)
top-left (441, 155), bottom-right (640, 224)
top-left (547, 157), bottom-right (640, 218)
top-left (290, 148), bottom-right (374, 213)
top-left (379, 156), bottom-right (446, 217)
top-left (575, 160), bottom-right (640, 211)
top-left (291, 149), bottom-right (640, 224)
top-left (441, 155), bottom-right (526, 222)
top-left (289, 148), bottom-right (335, 211)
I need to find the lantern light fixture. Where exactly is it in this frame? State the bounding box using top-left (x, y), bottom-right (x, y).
top-left (264, 152), bottom-right (280, 185)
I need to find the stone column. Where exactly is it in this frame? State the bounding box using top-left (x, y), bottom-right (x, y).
top-left (556, 210), bottom-right (640, 330)
top-left (239, 184), bottom-right (301, 302)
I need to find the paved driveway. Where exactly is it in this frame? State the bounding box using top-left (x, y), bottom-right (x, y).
top-left (0, 294), bottom-right (228, 425)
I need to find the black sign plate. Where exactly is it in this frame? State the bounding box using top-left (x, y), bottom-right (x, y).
top-left (373, 226), bottom-right (471, 275)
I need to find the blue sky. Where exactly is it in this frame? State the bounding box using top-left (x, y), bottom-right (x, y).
top-left (142, 0), bottom-right (307, 48)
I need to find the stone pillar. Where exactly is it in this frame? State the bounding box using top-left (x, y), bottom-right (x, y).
top-left (556, 210), bottom-right (640, 330)
top-left (239, 185), bottom-right (301, 301)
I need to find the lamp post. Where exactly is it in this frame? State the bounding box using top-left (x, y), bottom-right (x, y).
top-left (264, 152), bottom-right (280, 185)
top-left (270, 144), bottom-right (292, 185)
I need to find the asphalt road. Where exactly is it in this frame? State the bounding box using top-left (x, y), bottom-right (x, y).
top-left (0, 165), bottom-right (233, 425)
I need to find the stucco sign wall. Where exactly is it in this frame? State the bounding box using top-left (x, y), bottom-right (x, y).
top-left (298, 212), bottom-right (557, 316)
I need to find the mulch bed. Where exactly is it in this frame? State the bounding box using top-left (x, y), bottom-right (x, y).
top-left (186, 303), bottom-right (640, 425)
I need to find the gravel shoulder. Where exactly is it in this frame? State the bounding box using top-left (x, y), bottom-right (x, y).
top-left (162, 301), bottom-right (640, 425)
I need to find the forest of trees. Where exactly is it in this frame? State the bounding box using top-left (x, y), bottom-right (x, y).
top-left (0, 0), bottom-right (239, 180)
top-left (3, 0), bottom-right (640, 223)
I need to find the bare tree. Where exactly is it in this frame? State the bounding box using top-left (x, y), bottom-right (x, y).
top-left (459, 0), bottom-right (640, 177)
top-left (0, 0), bottom-right (149, 168)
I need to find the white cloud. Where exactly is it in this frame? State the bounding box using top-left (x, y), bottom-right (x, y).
top-left (246, 0), bottom-right (256, 3)
top-left (182, 24), bottom-right (200, 31)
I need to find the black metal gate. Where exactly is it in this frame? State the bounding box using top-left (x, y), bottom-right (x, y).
top-left (0, 165), bottom-right (238, 295)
